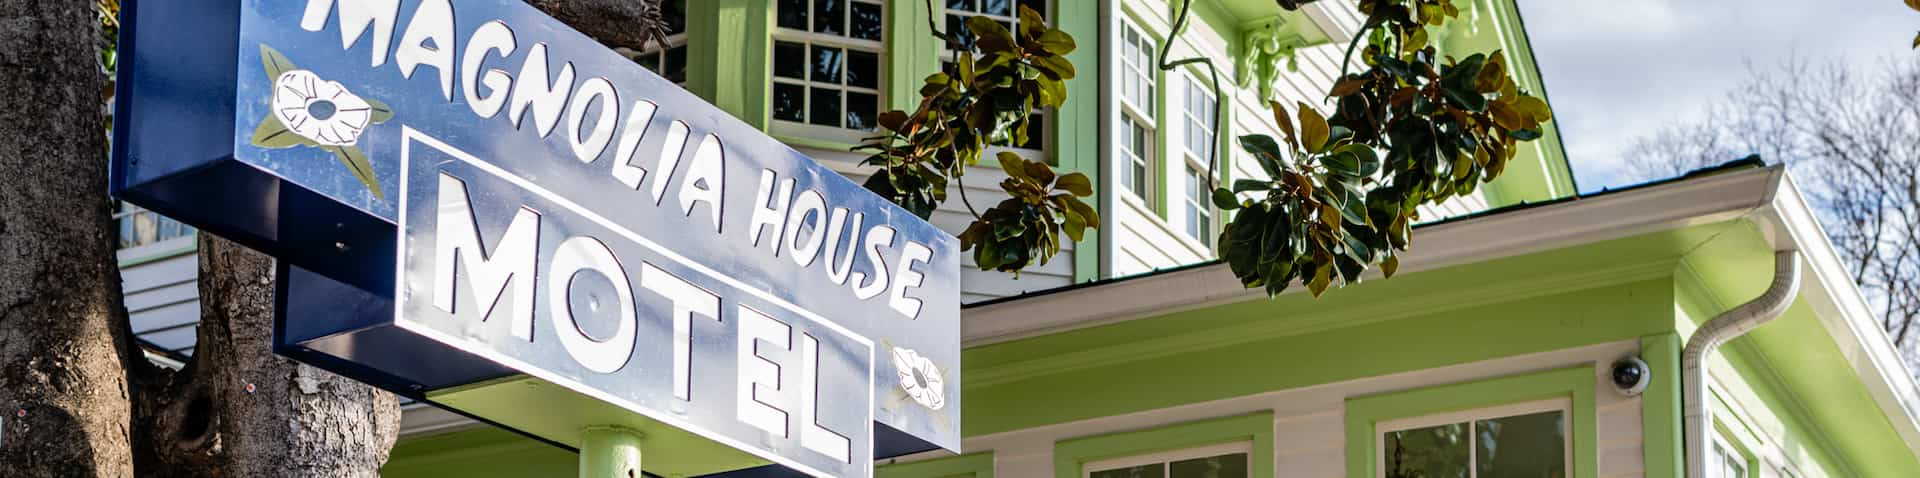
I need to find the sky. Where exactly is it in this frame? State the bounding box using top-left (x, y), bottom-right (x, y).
top-left (1516, 0), bottom-right (1919, 191)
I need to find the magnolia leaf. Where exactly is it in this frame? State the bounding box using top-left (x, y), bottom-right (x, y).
top-left (250, 114), bottom-right (314, 149)
top-left (366, 97), bottom-right (394, 124)
top-left (1381, 254), bottom-right (1400, 279)
top-left (1297, 101), bottom-right (1330, 152)
top-left (1475, 50), bottom-right (1508, 93)
top-left (1212, 188), bottom-right (1242, 210)
top-left (967, 16), bottom-right (1017, 52)
top-left (1037, 29), bottom-right (1077, 55)
top-left (260, 43), bottom-right (297, 81)
top-left (1270, 100), bottom-right (1300, 152)
top-left (1055, 173), bottom-right (1093, 196)
top-left (334, 146), bottom-right (384, 200)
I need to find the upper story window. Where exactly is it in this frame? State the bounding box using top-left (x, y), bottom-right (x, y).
top-left (1180, 74), bottom-right (1217, 242)
top-left (1117, 19), bottom-right (1156, 202)
top-left (1710, 437), bottom-right (1750, 478)
top-left (624, 0), bottom-right (688, 84)
top-left (773, 0), bottom-right (886, 141)
top-left (943, 0), bottom-right (1051, 154)
top-left (1379, 399), bottom-right (1568, 478)
top-left (1085, 442), bottom-right (1250, 478)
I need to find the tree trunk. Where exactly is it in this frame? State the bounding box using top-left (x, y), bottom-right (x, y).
top-left (529, 0), bottom-right (668, 51)
top-left (0, 0), bottom-right (141, 476)
top-left (133, 235), bottom-right (401, 478)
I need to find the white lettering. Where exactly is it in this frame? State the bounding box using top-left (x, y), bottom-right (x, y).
top-left (549, 236), bottom-right (637, 374)
top-left (888, 241), bottom-right (934, 319)
top-left (748, 169), bottom-right (795, 252)
top-left (641, 264), bottom-right (720, 401)
top-left (648, 121), bottom-right (692, 205)
top-left (785, 190), bottom-right (828, 268)
top-left (461, 21), bottom-right (516, 118)
top-left (677, 134), bottom-right (726, 234)
top-left (736, 306), bottom-right (791, 438)
top-left (507, 43), bottom-right (575, 138)
top-left (820, 209), bottom-right (862, 285)
top-left (609, 101), bottom-right (659, 189)
top-left (799, 333), bottom-right (852, 463)
top-left (431, 173), bottom-right (540, 339)
top-left (566, 78), bottom-right (621, 164)
top-left (393, 0), bottom-right (454, 100)
top-left (850, 225), bottom-right (894, 300)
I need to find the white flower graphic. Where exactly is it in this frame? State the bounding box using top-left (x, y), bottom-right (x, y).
top-left (272, 69), bottom-right (373, 147)
top-left (892, 346), bottom-right (945, 410)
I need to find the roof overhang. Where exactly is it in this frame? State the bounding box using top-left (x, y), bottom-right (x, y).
top-left (964, 166), bottom-right (1920, 464)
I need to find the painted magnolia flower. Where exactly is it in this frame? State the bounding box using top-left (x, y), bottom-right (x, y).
top-left (892, 346), bottom-right (945, 410)
top-left (272, 69), bottom-right (373, 147)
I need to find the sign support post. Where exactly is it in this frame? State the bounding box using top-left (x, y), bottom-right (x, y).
top-left (580, 426), bottom-right (643, 478)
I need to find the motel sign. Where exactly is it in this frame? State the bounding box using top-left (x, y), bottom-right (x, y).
top-left (110, 0), bottom-right (961, 476)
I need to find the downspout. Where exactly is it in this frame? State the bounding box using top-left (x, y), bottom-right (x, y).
top-left (1682, 250), bottom-right (1801, 477)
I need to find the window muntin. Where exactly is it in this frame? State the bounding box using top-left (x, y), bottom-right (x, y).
top-left (1085, 442), bottom-right (1251, 478)
top-left (1116, 18), bottom-right (1157, 203)
top-left (1119, 112), bottom-right (1153, 201)
top-left (1182, 164), bottom-right (1210, 241)
top-left (624, 0), bottom-right (688, 84)
top-left (1710, 439), bottom-right (1749, 478)
top-left (1180, 74), bottom-right (1217, 242)
top-left (773, 0), bottom-right (885, 136)
top-left (1378, 399), bottom-right (1570, 478)
top-left (942, 0), bottom-right (1051, 153)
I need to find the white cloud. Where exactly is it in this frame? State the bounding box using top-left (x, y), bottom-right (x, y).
top-left (1517, 0), bottom-right (1918, 190)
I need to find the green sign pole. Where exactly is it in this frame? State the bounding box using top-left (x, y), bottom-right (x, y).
top-left (580, 426), bottom-right (643, 478)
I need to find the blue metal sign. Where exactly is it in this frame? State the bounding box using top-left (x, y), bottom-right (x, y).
top-left (111, 1), bottom-right (961, 476)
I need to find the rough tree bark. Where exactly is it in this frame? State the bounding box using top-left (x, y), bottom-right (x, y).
top-left (0, 0), bottom-right (141, 476)
top-left (132, 236), bottom-right (401, 478)
top-left (529, 0), bottom-right (669, 51)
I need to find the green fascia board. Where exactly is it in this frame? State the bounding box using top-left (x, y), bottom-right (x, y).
top-left (1671, 221), bottom-right (1920, 477)
top-left (1053, 411), bottom-right (1274, 478)
top-left (877, 452), bottom-right (995, 478)
top-left (960, 222), bottom-right (1741, 436)
top-left (1342, 365), bottom-right (1598, 478)
top-left (1436, 0), bottom-right (1575, 205)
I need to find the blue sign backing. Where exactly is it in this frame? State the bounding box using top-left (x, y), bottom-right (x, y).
top-left (111, 0), bottom-right (962, 475)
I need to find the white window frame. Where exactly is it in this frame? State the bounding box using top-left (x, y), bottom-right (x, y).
top-left (1179, 71), bottom-right (1217, 244)
top-left (1710, 433), bottom-right (1751, 478)
top-left (1083, 441), bottom-right (1253, 478)
top-left (940, 0), bottom-right (1054, 161)
top-left (772, 0), bottom-right (887, 144)
top-left (1375, 398), bottom-right (1573, 478)
top-left (1115, 17), bottom-right (1157, 205)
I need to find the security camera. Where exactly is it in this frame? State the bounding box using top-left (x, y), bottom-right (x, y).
top-left (1611, 356), bottom-right (1651, 396)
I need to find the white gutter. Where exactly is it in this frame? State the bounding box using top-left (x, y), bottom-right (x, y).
top-left (1681, 251), bottom-right (1801, 478)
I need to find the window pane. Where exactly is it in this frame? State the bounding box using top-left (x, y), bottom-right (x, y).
top-left (851, 2), bottom-right (884, 41)
top-left (810, 45), bottom-right (844, 83)
top-left (983, 0), bottom-right (1012, 16)
top-left (846, 92), bottom-right (878, 130)
top-left (663, 46), bottom-right (687, 83)
top-left (1021, 111), bottom-right (1046, 149)
top-left (1020, 0), bottom-right (1047, 18)
top-left (774, 41), bottom-right (807, 79)
top-left (1169, 453), bottom-right (1247, 478)
top-left (1385, 423), bottom-right (1470, 478)
top-left (847, 50), bottom-right (879, 88)
top-left (1090, 464), bottom-right (1165, 478)
top-left (777, 0), bottom-right (808, 30)
top-left (809, 87), bottom-right (842, 126)
top-left (947, 0), bottom-right (974, 12)
top-left (663, 0), bottom-right (688, 35)
top-left (1474, 411), bottom-right (1566, 478)
top-left (813, 0), bottom-right (844, 35)
top-left (773, 83), bottom-right (806, 121)
top-left (946, 15), bottom-right (975, 51)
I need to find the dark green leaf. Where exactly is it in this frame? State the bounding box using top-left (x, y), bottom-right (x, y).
top-left (1212, 188), bottom-right (1242, 210)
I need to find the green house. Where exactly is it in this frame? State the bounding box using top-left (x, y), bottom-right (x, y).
top-left (113, 0), bottom-right (1919, 476)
